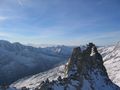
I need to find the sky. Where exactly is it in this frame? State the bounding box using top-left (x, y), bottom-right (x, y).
top-left (0, 0), bottom-right (120, 46)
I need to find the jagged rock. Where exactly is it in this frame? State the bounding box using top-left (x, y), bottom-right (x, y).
top-left (57, 76), bottom-right (62, 82)
top-left (21, 87), bottom-right (29, 90)
top-left (38, 43), bottom-right (120, 90)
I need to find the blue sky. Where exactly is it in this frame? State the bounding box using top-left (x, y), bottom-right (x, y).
top-left (0, 0), bottom-right (120, 45)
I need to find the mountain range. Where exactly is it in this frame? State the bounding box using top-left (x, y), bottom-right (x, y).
top-left (0, 40), bottom-right (73, 84)
top-left (11, 42), bottom-right (120, 90)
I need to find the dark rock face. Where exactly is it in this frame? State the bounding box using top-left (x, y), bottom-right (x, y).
top-left (37, 43), bottom-right (120, 90)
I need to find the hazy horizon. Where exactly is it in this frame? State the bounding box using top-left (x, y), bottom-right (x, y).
top-left (0, 39), bottom-right (119, 47)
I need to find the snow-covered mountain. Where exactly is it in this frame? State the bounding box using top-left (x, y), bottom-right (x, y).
top-left (11, 43), bottom-right (120, 90)
top-left (99, 42), bottom-right (120, 87)
top-left (0, 40), bottom-right (73, 85)
top-left (11, 65), bottom-right (65, 89)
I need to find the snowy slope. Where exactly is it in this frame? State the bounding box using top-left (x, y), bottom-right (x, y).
top-left (11, 42), bottom-right (120, 90)
top-left (99, 42), bottom-right (120, 86)
top-left (11, 65), bottom-right (65, 89)
top-left (0, 40), bottom-right (73, 84)
top-left (36, 43), bottom-right (120, 90)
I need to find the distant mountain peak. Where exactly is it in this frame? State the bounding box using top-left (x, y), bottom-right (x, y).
top-left (37, 43), bottom-right (120, 90)
top-left (0, 40), bottom-right (73, 85)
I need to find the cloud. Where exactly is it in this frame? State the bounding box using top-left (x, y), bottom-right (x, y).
top-left (0, 30), bottom-right (26, 38)
top-left (0, 16), bottom-right (8, 21)
top-left (0, 31), bottom-right (15, 37)
top-left (62, 30), bottom-right (120, 45)
top-left (91, 31), bottom-right (120, 40)
top-left (16, 0), bottom-right (23, 7)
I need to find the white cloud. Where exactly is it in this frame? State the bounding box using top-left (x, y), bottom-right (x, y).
top-left (0, 16), bottom-right (8, 21)
top-left (0, 32), bottom-right (12, 37)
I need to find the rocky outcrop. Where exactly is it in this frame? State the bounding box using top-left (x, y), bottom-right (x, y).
top-left (37, 43), bottom-right (120, 90)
